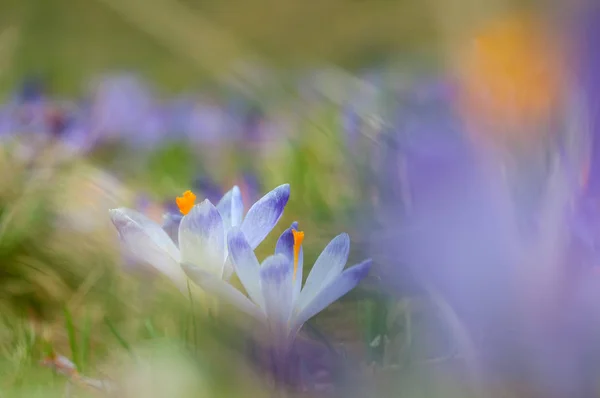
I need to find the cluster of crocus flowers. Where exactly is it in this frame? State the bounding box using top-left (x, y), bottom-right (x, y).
top-left (110, 184), bottom-right (290, 291)
top-left (110, 183), bottom-right (371, 351)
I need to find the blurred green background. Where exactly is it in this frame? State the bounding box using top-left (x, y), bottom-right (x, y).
top-left (0, 0), bottom-right (542, 94)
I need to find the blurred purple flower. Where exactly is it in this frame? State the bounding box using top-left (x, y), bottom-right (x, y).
top-left (193, 175), bottom-right (224, 204)
top-left (241, 104), bottom-right (264, 144)
top-left (46, 100), bottom-right (96, 155)
top-left (0, 108), bottom-right (13, 138)
top-left (166, 95), bottom-right (197, 140)
top-left (136, 104), bottom-right (169, 149)
top-left (366, 64), bottom-right (600, 396)
top-left (187, 96), bottom-right (231, 144)
top-left (368, 76), bottom-right (534, 387)
top-left (11, 80), bottom-right (48, 135)
top-left (578, 1), bottom-right (600, 197)
top-left (89, 73), bottom-right (155, 144)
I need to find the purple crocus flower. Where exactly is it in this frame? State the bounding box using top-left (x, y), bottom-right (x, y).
top-left (183, 221), bottom-right (371, 387)
top-left (369, 75), bottom-right (531, 386)
top-left (372, 77), bottom-right (511, 291)
top-left (371, 65), bottom-right (600, 396)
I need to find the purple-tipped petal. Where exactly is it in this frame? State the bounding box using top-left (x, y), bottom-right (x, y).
top-left (274, 221), bottom-right (297, 259)
top-left (227, 227), bottom-right (264, 310)
top-left (292, 259), bottom-right (372, 332)
top-left (217, 186), bottom-right (244, 230)
top-left (295, 233), bottom-right (350, 311)
top-left (240, 184), bottom-right (290, 249)
top-left (182, 264), bottom-right (264, 319)
top-left (260, 254), bottom-right (294, 329)
top-left (275, 221), bottom-right (303, 303)
top-left (109, 208), bottom-right (186, 291)
top-left (178, 200), bottom-right (225, 277)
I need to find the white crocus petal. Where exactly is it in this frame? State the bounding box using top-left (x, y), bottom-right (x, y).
top-left (182, 264), bottom-right (264, 319)
top-left (110, 208), bottom-right (186, 291)
top-left (291, 259), bottom-right (372, 333)
top-left (260, 254), bottom-right (294, 342)
top-left (222, 258), bottom-right (235, 281)
top-left (295, 233), bottom-right (350, 311)
top-left (227, 227), bottom-right (265, 310)
top-left (217, 185), bottom-right (244, 230)
top-left (178, 200), bottom-right (226, 277)
top-left (240, 184), bottom-right (290, 249)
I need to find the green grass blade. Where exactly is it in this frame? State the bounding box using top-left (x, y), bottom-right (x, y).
top-left (144, 319), bottom-right (158, 339)
top-left (80, 312), bottom-right (92, 372)
top-left (187, 280), bottom-right (197, 351)
top-left (63, 306), bottom-right (80, 371)
top-left (104, 316), bottom-right (131, 352)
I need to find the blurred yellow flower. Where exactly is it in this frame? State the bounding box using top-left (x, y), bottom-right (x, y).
top-left (456, 11), bottom-right (564, 146)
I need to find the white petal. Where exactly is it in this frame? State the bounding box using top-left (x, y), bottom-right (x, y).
top-left (109, 208), bottom-right (186, 291)
top-left (178, 200), bottom-right (225, 277)
top-left (295, 233), bottom-right (350, 312)
top-left (292, 260), bottom-right (371, 333)
top-left (227, 228), bottom-right (265, 310)
top-left (183, 264), bottom-right (264, 319)
top-left (240, 184), bottom-right (290, 249)
top-left (260, 254), bottom-right (294, 328)
top-left (217, 186), bottom-right (244, 230)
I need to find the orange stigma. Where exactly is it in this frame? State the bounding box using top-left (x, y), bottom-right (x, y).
top-left (292, 229), bottom-right (304, 280)
top-left (176, 190), bottom-right (196, 215)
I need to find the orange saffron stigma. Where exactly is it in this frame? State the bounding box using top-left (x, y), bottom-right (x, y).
top-left (176, 190), bottom-right (196, 215)
top-left (292, 229), bottom-right (304, 280)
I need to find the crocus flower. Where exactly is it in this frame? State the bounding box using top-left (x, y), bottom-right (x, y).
top-left (183, 222), bottom-right (372, 350)
top-left (109, 184), bottom-right (290, 292)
